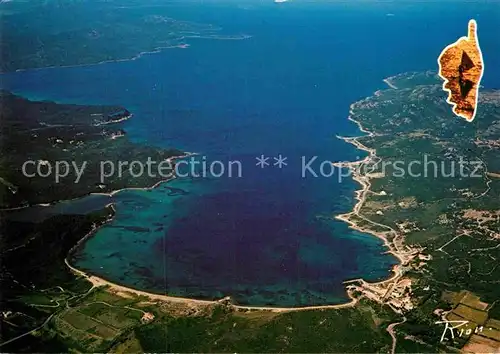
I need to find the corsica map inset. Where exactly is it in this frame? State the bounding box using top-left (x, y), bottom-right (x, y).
top-left (438, 19), bottom-right (484, 122)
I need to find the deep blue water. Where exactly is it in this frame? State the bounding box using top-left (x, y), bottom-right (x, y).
top-left (2, 1), bottom-right (499, 306)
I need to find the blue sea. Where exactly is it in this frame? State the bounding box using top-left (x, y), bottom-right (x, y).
top-left (3, 1), bottom-right (499, 306)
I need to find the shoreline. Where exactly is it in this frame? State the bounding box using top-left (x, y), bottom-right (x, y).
top-left (62, 77), bottom-right (407, 312)
top-left (2, 35), bottom-right (251, 75)
top-left (65, 257), bottom-right (359, 313)
top-left (66, 198), bottom-right (358, 312)
top-left (334, 111), bottom-right (408, 281)
top-left (335, 111), bottom-right (406, 265)
top-left (0, 152), bottom-right (194, 212)
top-left (383, 78), bottom-right (398, 90)
top-left (89, 152), bottom-right (195, 197)
top-left (94, 113), bottom-right (133, 126)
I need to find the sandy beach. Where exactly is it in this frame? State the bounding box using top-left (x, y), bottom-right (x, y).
top-left (65, 255), bottom-right (358, 313)
top-left (63, 78), bottom-right (407, 312)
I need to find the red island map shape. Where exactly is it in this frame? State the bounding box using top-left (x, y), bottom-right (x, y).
top-left (438, 19), bottom-right (484, 122)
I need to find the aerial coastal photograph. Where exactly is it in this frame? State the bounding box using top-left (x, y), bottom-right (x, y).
top-left (0, 0), bottom-right (499, 352)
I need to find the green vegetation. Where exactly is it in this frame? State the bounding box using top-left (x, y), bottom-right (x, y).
top-left (2, 70), bottom-right (499, 352)
top-left (0, 0), bottom-right (246, 72)
top-left (0, 207), bottom-right (112, 352)
top-left (0, 91), bottom-right (183, 207)
top-left (351, 71), bottom-right (500, 351)
top-left (135, 301), bottom-right (396, 353)
top-left (39, 290), bottom-right (398, 353)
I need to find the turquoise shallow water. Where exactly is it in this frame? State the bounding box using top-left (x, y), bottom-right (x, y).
top-left (74, 178), bottom-right (397, 306)
top-left (3, 1), bottom-right (499, 306)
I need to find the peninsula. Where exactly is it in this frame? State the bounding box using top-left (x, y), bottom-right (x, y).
top-left (0, 91), bottom-right (183, 208)
top-left (2, 72), bottom-right (500, 353)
